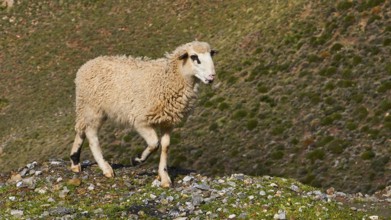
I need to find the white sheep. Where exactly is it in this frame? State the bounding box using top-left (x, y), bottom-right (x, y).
top-left (70, 41), bottom-right (217, 187)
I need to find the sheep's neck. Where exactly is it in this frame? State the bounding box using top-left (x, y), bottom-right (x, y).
top-left (147, 59), bottom-right (198, 127)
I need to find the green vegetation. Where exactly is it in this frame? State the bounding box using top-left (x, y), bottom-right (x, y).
top-left (0, 0), bottom-right (390, 197)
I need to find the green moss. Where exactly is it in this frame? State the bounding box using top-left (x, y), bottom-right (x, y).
top-left (327, 139), bottom-right (349, 154)
top-left (321, 113), bottom-right (342, 125)
top-left (346, 121), bottom-right (358, 130)
top-left (386, 62), bottom-right (391, 75)
top-left (307, 54), bottom-right (322, 63)
top-left (383, 38), bottom-right (391, 46)
top-left (271, 125), bottom-right (286, 135)
top-left (377, 81), bottom-right (391, 93)
top-left (330, 43), bottom-right (344, 52)
top-left (306, 149), bottom-right (325, 162)
top-left (246, 119), bottom-right (258, 130)
top-left (337, 1), bottom-right (354, 10)
top-left (271, 150), bottom-right (284, 160)
top-left (324, 82), bottom-right (335, 90)
top-left (232, 109), bottom-right (248, 120)
top-left (204, 101), bottom-right (214, 108)
top-left (379, 100), bottom-right (391, 111)
top-left (317, 136), bottom-right (334, 147)
top-left (259, 95), bottom-right (276, 107)
top-left (257, 84), bottom-right (269, 93)
top-left (354, 106), bottom-right (369, 120)
top-left (337, 79), bottom-right (354, 88)
top-left (319, 66), bottom-right (337, 76)
top-left (209, 122), bottom-right (218, 131)
top-left (352, 55), bottom-right (362, 65)
top-left (361, 150), bottom-right (376, 160)
top-left (218, 102), bottom-right (230, 111)
top-left (371, 156), bottom-right (389, 172)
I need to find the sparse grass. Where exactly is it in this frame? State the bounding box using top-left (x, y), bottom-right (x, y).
top-left (1, 0), bottom-right (391, 198)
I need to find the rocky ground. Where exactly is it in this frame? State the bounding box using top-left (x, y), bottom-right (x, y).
top-left (0, 160), bottom-right (389, 219)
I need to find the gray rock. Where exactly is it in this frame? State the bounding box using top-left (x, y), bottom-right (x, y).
top-left (19, 168), bottom-right (29, 177)
top-left (10, 209), bottom-right (23, 217)
top-left (193, 183), bottom-right (210, 191)
top-left (49, 207), bottom-right (74, 216)
top-left (183, 175), bottom-right (193, 183)
top-left (192, 194), bottom-right (203, 206)
top-left (238, 212), bottom-right (248, 219)
top-left (290, 184), bottom-right (300, 192)
top-left (232, 173), bottom-right (245, 180)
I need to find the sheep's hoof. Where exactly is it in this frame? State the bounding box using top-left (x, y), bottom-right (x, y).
top-left (104, 171), bottom-right (115, 178)
top-left (131, 157), bottom-right (143, 166)
top-left (161, 181), bottom-right (172, 188)
top-left (103, 162), bottom-right (115, 178)
top-left (71, 164), bottom-right (81, 173)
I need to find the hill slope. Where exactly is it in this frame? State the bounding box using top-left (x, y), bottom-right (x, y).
top-left (0, 0), bottom-right (390, 194)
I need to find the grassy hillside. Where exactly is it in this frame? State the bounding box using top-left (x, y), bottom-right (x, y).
top-left (0, 0), bottom-right (390, 194)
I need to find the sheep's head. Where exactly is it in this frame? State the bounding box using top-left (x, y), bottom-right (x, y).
top-left (177, 42), bottom-right (217, 84)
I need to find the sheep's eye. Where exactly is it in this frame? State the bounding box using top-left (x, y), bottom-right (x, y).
top-left (210, 50), bottom-right (218, 57)
top-left (190, 55), bottom-right (201, 64)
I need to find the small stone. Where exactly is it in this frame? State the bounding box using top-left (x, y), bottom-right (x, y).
top-left (259, 190), bottom-right (266, 196)
top-left (59, 187), bottom-right (70, 198)
top-left (152, 179), bottom-right (161, 187)
top-left (369, 216), bottom-right (379, 220)
top-left (20, 168), bottom-right (29, 177)
top-left (29, 169), bottom-right (36, 175)
top-left (10, 209), bottom-right (23, 217)
top-left (183, 176), bottom-right (193, 182)
top-left (56, 177), bottom-right (63, 183)
top-left (173, 217), bottom-right (187, 220)
top-left (290, 184), bottom-right (300, 192)
top-left (218, 179), bottom-right (225, 183)
top-left (50, 207), bottom-right (74, 216)
top-left (22, 177), bottom-right (36, 189)
top-left (88, 184), bottom-right (95, 191)
top-left (16, 181), bottom-right (23, 188)
top-left (9, 196), bottom-right (16, 201)
top-left (94, 208), bottom-right (103, 214)
top-left (35, 187), bottom-right (47, 194)
top-left (8, 173), bottom-right (22, 183)
top-left (273, 210), bottom-right (286, 219)
top-left (150, 194), bottom-right (157, 199)
top-left (194, 183), bottom-right (210, 191)
top-left (248, 195), bottom-right (255, 200)
top-left (350, 207), bottom-right (357, 211)
top-left (326, 187), bottom-right (335, 195)
top-left (238, 212), bottom-right (248, 219)
top-left (192, 195), bottom-right (203, 206)
top-left (232, 173), bottom-right (245, 180)
top-left (67, 178), bottom-right (82, 187)
top-left (270, 183), bottom-right (278, 187)
top-left (35, 170), bottom-right (42, 176)
top-left (47, 197), bottom-right (55, 202)
top-left (228, 214), bottom-right (236, 219)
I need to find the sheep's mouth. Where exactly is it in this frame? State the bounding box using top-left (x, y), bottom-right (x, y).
top-left (205, 79), bottom-right (214, 84)
top-left (195, 74), bottom-right (214, 84)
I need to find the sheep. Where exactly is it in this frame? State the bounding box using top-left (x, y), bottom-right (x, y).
top-left (69, 41), bottom-right (217, 187)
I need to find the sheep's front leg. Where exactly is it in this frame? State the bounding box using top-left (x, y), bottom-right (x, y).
top-left (85, 127), bottom-right (114, 178)
top-left (159, 131), bottom-right (172, 188)
top-left (133, 125), bottom-right (160, 165)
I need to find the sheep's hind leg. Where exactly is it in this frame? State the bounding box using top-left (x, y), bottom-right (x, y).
top-left (132, 125), bottom-right (160, 165)
top-left (70, 131), bottom-right (86, 173)
top-left (85, 127), bottom-right (114, 178)
top-left (159, 131), bottom-right (172, 188)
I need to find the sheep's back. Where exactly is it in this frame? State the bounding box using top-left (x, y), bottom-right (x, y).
top-left (75, 56), bottom-right (166, 125)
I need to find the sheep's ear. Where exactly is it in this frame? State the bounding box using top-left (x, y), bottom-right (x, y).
top-left (178, 52), bottom-right (189, 60)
